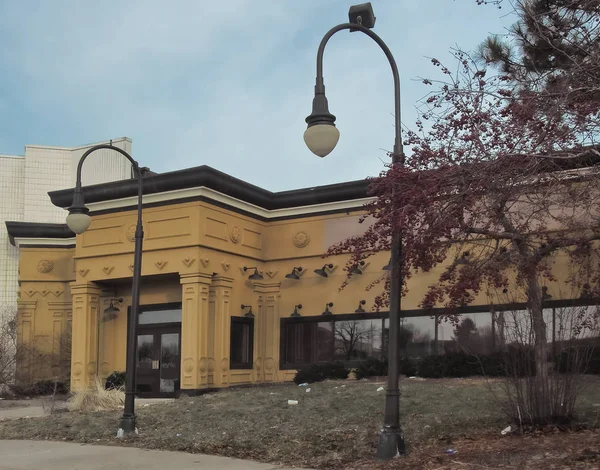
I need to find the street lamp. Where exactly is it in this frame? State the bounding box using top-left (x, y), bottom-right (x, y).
top-left (66, 143), bottom-right (144, 438)
top-left (303, 2), bottom-right (406, 459)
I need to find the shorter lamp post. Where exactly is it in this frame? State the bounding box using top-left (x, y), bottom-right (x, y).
top-left (66, 143), bottom-right (144, 437)
top-left (303, 2), bottom-right (406, 459)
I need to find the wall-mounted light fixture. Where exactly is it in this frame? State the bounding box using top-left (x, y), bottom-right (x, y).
top-left (291, 304), bottom-right (303, 317)
top-left (241, 304), bottom-right (254, 318)
top-left (349, 260), bottom-right (366, 275)
top-left (456, 251), bottom-right (470, 265)
top-left (243, 266), bottom-right (264, 281)
top-left (285, 267), bottom-right (303, 280)
top-left (314, 263), bottom-right (334, 278)
top-left (102, 297), bottom-right (124, 321)
top-left (542, 286), bottom-right (553, 301)
top-left (355, 299), bottom-right (367, 313)
top-left (104, 297), bottom-right (123, 315)
top-left (382, 258), bottom-right (391, 271)
top-left (322, 302), bottom-right (334, 315)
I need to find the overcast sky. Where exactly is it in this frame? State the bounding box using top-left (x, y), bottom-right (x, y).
top-left (0, 0), bottom-right (514, 191)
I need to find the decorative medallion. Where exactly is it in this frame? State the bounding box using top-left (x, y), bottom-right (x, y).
top-left (126, 225), bottom-right (136, 242)
top-left (265, 270), bottom-right (279, 279)
top-left (292, 231), bottom-right (310, 248)
top-left (102, 266), bottom-right (115, 275)
top-left (200, 258), bottom-right (210, 268)
top-left (78, 268), bottom-right (90, 278)
top-left (183, 357), bottom-right (194, 373)
top-left (182, 257), bottom-right (196, 268)
top-left (128, 265), bottom-right (134, 272)
top-left (37, 259), bottom-right (54, 274)
top-left (155, 261), bottom-right (168, 271)
top-left (72, 362), bottom-right (83, 377)
top-left (40, 290), bottom-right (50, 297)
top-left (230, 226), bottom-right (242, 244)
top-left (54, 289), bottom-right (64, 297)
top-left (221, 261), bottom-right (231, 272)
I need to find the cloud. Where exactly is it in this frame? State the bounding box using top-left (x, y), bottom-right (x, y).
top-left (0, 0), bottom-right (513, 191)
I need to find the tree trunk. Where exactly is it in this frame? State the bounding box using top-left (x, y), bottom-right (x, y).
top-left (527, 274), bottom-right (551, 423)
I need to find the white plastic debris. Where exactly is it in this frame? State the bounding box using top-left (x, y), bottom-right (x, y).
top-left (306, 388), bottom-right (311, 393)
top-left (501, 425), bottom-right (512, 435)
top-left (377, 386), bottom-right (385, 392)
top-left (288, 399), bottom-right (299, 405)
top-left (409, 376), bottom-right (417, 379)
top-left (298, 383), bottom-right (308, 387)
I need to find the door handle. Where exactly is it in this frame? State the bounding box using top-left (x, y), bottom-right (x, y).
top-left (152, 360), bottom-right (160, 369)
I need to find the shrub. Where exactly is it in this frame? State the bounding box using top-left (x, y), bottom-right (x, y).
top-left (67, 378), bottom-right (124, 412)
top-left (354, 357), bottom-right (388, 380)
top-left (105, 371), bottom-right (126, 390)
top-left (554, 346), bottom-right (600, 375)
top-left (8, 379), bottom-right (69, 397)
top-left (293, 361), bottom-right (349, 384)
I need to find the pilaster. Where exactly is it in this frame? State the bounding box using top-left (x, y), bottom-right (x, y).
top-left (210, 276), bottom-right (233, 387)
top-left (180, 272), bottom-right (212, 390)
top-left (253, 282), bottom-right (281, 383)
top-left (69, 281), bottom-right (101, 390)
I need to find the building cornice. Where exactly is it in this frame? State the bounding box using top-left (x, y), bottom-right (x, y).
top-left (49, 165), bottom-right (372, 213)
top-left (84, 186), bottom-right (374, 220)
top-left (5, 222), bottom-right (75, 247)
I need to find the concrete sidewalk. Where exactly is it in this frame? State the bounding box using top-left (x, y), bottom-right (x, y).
top-left (0, 398), bottom-right (172, 421)
top-left (0, 440), bottom-right (311, 470)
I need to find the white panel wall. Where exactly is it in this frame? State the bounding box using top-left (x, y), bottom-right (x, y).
top-left (71, 137), bottom-right (133, 187)
top-left (23, 146), bottom-right (72, 223)
top-left (0, 156), bottom-right (25, 318)
top-left (1, 137), bottom-right (134, 323)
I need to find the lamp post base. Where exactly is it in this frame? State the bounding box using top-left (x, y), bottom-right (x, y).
top-left (376, 426), bottom-right (405, 460)
top-left (116, 415), bottom-right (138, 439)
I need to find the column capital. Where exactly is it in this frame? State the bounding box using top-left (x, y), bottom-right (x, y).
top-left (180, 272), bottom-right (213, 285)
top-left (69, 281), bottom-right (101, 295)
top-left (211, 275), bottom-right (234, 288)
top-left (253, 282), bottom-right (281, 294)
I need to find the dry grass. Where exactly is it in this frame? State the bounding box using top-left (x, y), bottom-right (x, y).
top-left (0, 377), bottom-right (598, 469)
top-left (66, 378), bottom-right (124, 412)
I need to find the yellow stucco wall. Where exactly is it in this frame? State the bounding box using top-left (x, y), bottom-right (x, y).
top-left (15, 198), bottom-right (581, 390)
top-left (16, 247), bottom-right (74, 384)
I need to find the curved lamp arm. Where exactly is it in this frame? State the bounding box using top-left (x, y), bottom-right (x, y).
top-left (69, 144), bottom-right (143, 233)
top-left (307, 22), bottom-right (405, 163)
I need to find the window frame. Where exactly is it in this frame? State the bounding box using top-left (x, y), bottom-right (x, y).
top-left (229, 316), bottom-right (254, 370)
top-left (278, 298), bottom-right (600, 370)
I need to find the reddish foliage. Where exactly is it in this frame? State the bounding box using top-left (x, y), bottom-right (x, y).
top-left (327, 46), bottom-right (600, 318)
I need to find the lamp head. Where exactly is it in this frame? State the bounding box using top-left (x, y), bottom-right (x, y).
top-left (291, 304), bottom-right (303, 317)
top-left (285, 267), bottom-right (303, 280)
top-left (244, 267), bottom-right (264, 281)
top-left (66, 205), bottom-right (91, 234)
top-left (322, 302), bottom-right (334, 315)
top-left (66, 187), bottom-right (91, 234)
top-left (314, 263), bottom-right (333, 278)
top-left (304, 91), bottom-right (339, 157)
top-left (349, 260), bottom-right (366, 275)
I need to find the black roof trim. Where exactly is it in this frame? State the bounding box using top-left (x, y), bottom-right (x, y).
top-left (48, 165), bottom-right (372, 210)
top-left (5, 221), bottom-right (74, 246)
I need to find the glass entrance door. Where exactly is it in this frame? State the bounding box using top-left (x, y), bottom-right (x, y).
top-left (135, 326), bottom-right (181, 397)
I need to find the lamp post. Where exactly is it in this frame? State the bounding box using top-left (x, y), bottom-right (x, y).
top-left (66, 143), bottom-right (144, 437)
top-left (303, 3), bottom-right (405, 459)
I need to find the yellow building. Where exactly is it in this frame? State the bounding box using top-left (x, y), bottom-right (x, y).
top-left (5, 165), bottom-right (598, 397)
